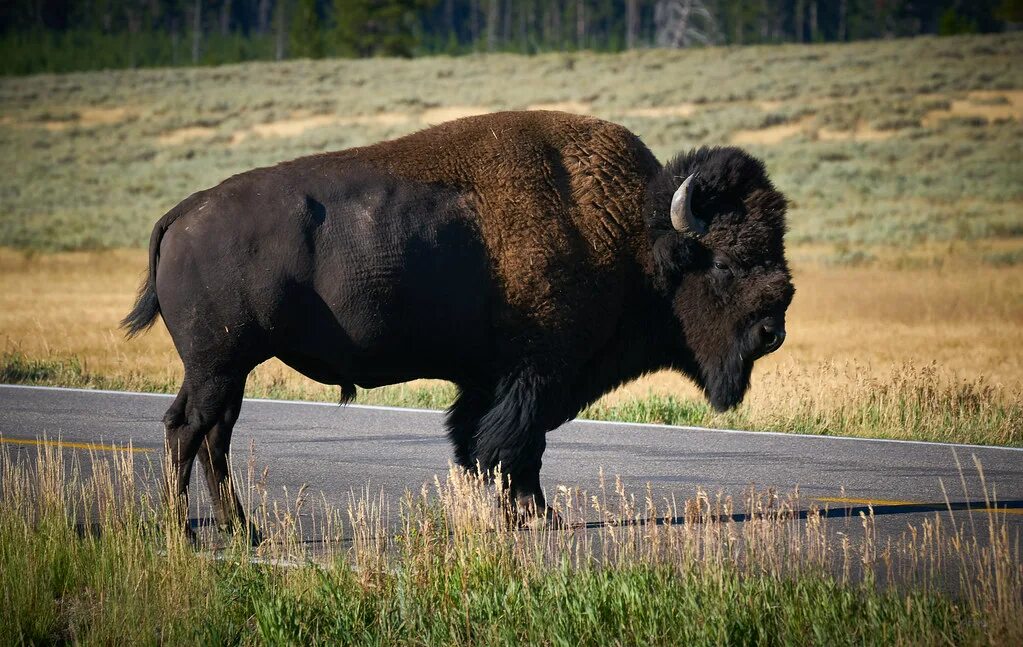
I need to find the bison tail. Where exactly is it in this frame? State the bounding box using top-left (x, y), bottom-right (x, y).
top-left (121, 204), bottom-right (180, 338)
top-left (121, 277), bottom-right (160, 339)
top-left (121, 228), bottom-right (163, 338)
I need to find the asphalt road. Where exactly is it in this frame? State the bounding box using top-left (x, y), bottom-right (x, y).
top-left (2, 383), bottom-right (1021, 543)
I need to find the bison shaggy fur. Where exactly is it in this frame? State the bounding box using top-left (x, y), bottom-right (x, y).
top-left (123, 110), bottom-right (794, 526)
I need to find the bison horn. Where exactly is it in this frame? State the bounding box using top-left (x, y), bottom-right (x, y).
top-left (669, 173), bottom-right (706, 235)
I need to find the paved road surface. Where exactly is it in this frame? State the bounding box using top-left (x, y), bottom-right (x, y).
top-left (1, 384), bottom-right (1020, 544)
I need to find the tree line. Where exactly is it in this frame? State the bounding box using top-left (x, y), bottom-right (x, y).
top-left (1, 1), bottom-right (1019, 74)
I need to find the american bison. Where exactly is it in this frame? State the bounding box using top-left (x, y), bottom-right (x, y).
top-left (123, 110), bottom-right (793, 529)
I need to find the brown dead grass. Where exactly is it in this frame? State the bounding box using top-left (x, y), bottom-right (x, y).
top-left (922, 90), bottom-right (1023, 127)
top-left (1, 247), bottom-right (1019, 408)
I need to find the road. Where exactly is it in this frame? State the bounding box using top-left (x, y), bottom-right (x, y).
top-left (1, 383), bottom-right (1021, 544)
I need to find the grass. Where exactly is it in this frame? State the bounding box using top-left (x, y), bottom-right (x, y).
top-left (2, 444), bottom-right (1021, 645)
top-left (3, 350), bottom-right (1019, 447)
top-left (0, 33), bottom-right (1020, 252)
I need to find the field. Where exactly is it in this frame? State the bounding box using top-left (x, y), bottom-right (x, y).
top-left (2, 32), bottom-right (1022, 445)
top-left (2, 32), bottom-right (1023, 646)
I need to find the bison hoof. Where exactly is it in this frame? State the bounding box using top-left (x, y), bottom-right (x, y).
top-left (514, 504), bottom-right (564, 530)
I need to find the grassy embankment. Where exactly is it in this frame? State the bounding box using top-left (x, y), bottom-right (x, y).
top-left (2, 445), bottom-right (1021, 645)
top-left (1, 33), bottom-right (1022, 445)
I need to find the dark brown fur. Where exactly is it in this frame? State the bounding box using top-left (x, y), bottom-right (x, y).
top-left (123, 111), bottom-right (793, 526)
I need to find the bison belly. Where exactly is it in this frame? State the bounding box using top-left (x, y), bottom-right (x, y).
top-left (266, 169), bottom-right (495, 388)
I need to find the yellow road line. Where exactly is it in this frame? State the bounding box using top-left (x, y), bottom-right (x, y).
top-left (0, 437), bottom-right (154, 453)
top-left (816, 496), bottom-right (917, 507)
top-left (815, 496), bottom-right (1022, 515)
top-left (981, 507), bottom-right (1023, 516)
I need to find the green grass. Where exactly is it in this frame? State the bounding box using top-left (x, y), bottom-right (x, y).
top-left (0, 33), bottom-right (1020, 252)
top-left (2, 446), bottom-right (1020, 645)
top-left (2, 519), bottom-right (976, 646)
top-left (4, 351), bottom-right (1020, 447)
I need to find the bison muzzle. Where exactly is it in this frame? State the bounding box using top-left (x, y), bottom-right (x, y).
top-left (122, 111), bottom-right (794, 530)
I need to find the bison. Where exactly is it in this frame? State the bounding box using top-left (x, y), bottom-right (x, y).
top-left (123, 110), bottom-right (793, 530)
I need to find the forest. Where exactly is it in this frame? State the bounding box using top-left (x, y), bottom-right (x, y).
top-left (1, 0), bottom-right (1019, 74)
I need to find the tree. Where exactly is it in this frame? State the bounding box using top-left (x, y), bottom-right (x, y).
top-left (334, 0), bottom-right (371, 56)
top-left (290, 0), bottom-right (324, 58)
top-left (794, 0), bottom-right (805, 41)
top-left (220, 0), bottom-right (232, 34)
top-left (486, 0), bottom-right (498, 50)
top-left (626, 0), bottom-right (639, 48)
top-left (938, 7), bottom-right (978, 35)
top-left (654, 0), bottom-right (717, 47)
top-left (257, 0), bottom-right (272, 33)
top-left (333, 0), bottom-right (436, 58)
top-left (191, 0), bottom-right (202, 63)
top-left (995, 0), bottom-right (1023, 22)
top-left (274, 0), bottom-right (288, 59)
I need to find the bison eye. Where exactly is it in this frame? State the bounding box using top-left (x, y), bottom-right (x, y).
top-left (713, 261), bottom-right (731, 272)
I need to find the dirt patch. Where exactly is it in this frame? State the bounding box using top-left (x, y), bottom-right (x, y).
top-left (419, 106), bottom-right (491, 124)
top-left (730, 115), bottom-right (814, 145)
top-left (340, 112), bottom-right (410, 127)
top-left (527, 101), bottom-right (591, 114)
top-left (79, 107), bottom-right (134, 126)
top-left (157, 126), bottom-right (216, 146)
top-left (817, 121), bottom-right (893, 142)
top-left (250, 114), bottom-right (337, 139)
top-left (231, 112), bottom-right (413, 145)
top-left (622, 103), bottom-right (697, 119)
top-left (968, 89), bottom-right (1023, 108)
top-left (40, 106), bottom-right (135, 131)
top-left (923, 90), bottom-right (1023, 127)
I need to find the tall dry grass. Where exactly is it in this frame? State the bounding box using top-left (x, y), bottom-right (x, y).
top-left (1, 443), bottom-right (1020, 644)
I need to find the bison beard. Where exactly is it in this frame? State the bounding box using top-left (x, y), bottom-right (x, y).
top-left (123, 111), bottom-right (793, 531)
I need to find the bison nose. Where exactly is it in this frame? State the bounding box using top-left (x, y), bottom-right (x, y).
top-left (759, 321), bottom-right (785, 354)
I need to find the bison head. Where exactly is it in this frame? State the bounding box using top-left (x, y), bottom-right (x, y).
top-left (645, 147), bottom-right (794, 412)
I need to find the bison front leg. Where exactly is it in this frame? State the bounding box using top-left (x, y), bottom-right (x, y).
top-left (445, 383), bottom-right (494, 470)
top-left (470, 366), bottom-right (569, 526)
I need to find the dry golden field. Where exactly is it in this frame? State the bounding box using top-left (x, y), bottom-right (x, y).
top-left (1, 33), bottom-right (1021, 444)
top-left (2, 246), bottom-right (1021, 389)
top-left (1, 246), bottom-right (1020, 446)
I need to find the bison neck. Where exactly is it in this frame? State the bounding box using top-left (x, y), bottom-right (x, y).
top-left (570, 283), bottom-right (698, 412)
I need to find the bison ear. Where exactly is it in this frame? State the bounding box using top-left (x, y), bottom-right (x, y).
top-left (669, 173), bottom-right (707, 236)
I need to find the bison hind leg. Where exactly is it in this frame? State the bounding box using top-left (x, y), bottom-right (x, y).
top-left (163, 370), bottom-right (249, 542)
top-left (193, 378), bottom-right (253, 538)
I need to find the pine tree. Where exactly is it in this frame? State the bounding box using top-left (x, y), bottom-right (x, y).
top-left (334, 0), bottom-right (371, 57)
top-left (332, 0), bottom-right (435, 58)
top-left (290, 0), bottom-right (324, 58)
top-left (274, 0), bottom-right (288, 59)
